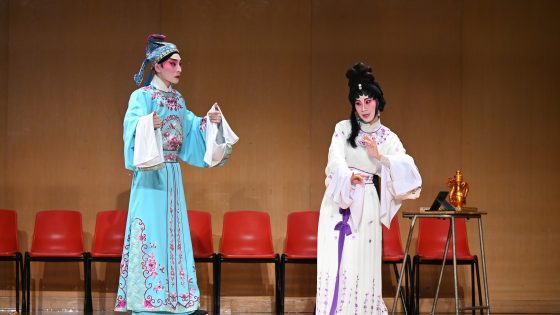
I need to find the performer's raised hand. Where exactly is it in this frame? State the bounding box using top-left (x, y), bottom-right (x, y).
top-left (208, 103), bottom-right (222, 124)
top-left (363, 134), bottom-right (381, 160)
top-left (153, 112), bottom-right (162, 129)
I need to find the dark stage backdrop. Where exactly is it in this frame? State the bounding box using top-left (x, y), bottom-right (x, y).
top-left (0, 0), bottom-right (559, 312)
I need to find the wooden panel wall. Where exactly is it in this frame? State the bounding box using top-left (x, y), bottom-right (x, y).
top-left (162, 0), bottom-right (314, 298)
top-left (0, 0), bottom-right (559, 312)
top-left (0, 0), bottom-right (6, 203)
top-left (0, 0), bottom-right (9, 302)
top-left (462, 0), bottom-right (560, 310)
top-left (309, 0), bottom-right (464, 219)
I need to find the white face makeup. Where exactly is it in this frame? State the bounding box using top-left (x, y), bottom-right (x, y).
top-left (354, 95), bottom-right (378, 123)
top-left (155, 53), bottom-right (182, 86)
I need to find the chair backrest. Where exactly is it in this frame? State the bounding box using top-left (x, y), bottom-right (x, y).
top-left (91, 210), bottom-right (128, 257)
top-left (30, 210), bottom-right (85, 256)
top-left (187, 210), bottom-right (214, 258)
top-left (382, 215), bottom-right (405, 261)
top-left (416, 218), bottom-right (473, 260)
top-left (0, 209), bottom-right (19, 255)
top-left (220, 210), bottom-right (276, 258)
top-left (283, 211), bottom-right (319, 259)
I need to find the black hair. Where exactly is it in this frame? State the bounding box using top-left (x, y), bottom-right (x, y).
top-left (345, 62), bottom-right (386, 148)
top-left (158, 52), bottom-right (179, 64)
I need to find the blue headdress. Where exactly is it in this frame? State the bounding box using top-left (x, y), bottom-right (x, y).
top-left (133, 34), bottom-right (180, 86)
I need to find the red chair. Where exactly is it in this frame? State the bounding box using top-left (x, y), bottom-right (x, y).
top-left (24, 210), bottom-right (89, 312)
top-left (382, 215), bottom-right (411, 315)
top-left (188, 210), bottom-right (218, 315)
top-left (278, 211), bottom-right (319, 314)
top-left (85, 210), bottom-right (127, 312)
top-left (0, 209), bottom-right (23, 313)
top-left (217, 211), bottom-right (280, 315)
top-left (412, 218), bottom-right (482, 315)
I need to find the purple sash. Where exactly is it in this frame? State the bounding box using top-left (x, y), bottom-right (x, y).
top-left (329, 208), bottom-right (352, 315)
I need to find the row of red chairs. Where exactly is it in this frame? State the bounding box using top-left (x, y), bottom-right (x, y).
top-left (0, 209), bottom-right (127, 313)
top-left (165, 210), bottom-right (410, 315)
top-left (0, 208), bottom-right (480, 315)
top-left (0, 209), bottom-right (404, 314)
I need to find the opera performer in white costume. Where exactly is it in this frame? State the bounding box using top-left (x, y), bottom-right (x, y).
top-left (315, 62), bottom-right (422, 315)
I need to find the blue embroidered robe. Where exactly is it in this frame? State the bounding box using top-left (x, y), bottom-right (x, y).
top-left (115, 84), bottom-right (208, 314)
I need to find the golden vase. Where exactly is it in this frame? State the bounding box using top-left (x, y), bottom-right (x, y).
top-left (447, 170), bottom-right (469, 208)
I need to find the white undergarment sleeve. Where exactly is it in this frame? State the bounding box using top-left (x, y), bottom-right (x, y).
top-left (133, 112), bottom-right (164, 169)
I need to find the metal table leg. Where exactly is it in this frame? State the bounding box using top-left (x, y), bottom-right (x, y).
top-left (431, 218), bottom-right (453, 315)
top-left (392, 216), bottom-right (417, 315)
top-left (451, 217), bottom-right (460, 315)
top-left (478, 217), bottom-right (491, 315)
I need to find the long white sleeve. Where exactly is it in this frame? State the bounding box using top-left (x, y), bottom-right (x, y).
top-left (379, 154), bottom-right (422, 228)
top-left (324, 123), bottom-right (367, 232)
top-left (133, 112), bottom-right (164, 169)
top-left (204, 103), bottom-right (239, 167)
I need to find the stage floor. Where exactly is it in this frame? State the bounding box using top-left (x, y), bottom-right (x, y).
top-left (5, 314), bottom-right (550, 315)
top-left (1, 312), bottom-right (315, 315)
top-left (1, 313), bottom-right (315, 315)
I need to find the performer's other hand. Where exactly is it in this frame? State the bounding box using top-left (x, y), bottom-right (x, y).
top-left (351, 172), bottom-right (365, 185)
top-left (208, 104), bottom-right (222, 124)
top-left (363, 135), bottom-right (381, 160)
top-left (153, 112), bottom-right (162, 129)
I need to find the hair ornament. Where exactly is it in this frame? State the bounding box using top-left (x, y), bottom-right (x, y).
top-left (358, 83), bottom-right (362, 90)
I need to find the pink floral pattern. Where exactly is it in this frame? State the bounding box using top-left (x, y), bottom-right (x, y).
top-left (115, 228), bottom-right (131, 311)
top-left (165, 153), bottom-right (177, 162)
top-left (141, 86), bottom-right (184, 111)
top-left (200, 116), bottom-right (207, 132)
top-left (115, 214), bottom-right (200, 312)
top-left (143, 299), bottom-right (154, 308)
top-left (161, 95), bottom-right (183, 111)
top-left (146, 253), bottom-right (158, 278)
top-left (115, 297), bottom-right (126, 309)
top-left (161, 115), bottom-right (184, 151)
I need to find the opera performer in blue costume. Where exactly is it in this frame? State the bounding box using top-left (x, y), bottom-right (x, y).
top-left (115, 34), bottom-right (238, 315)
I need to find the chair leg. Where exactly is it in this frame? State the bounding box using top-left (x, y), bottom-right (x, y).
top-left (414, 259), bottom-right (420, 315)
top-left (24, 253), bottom-right (31, 313)
top-left (405, 256), bottom-right (411, 314)
top-left (21, 258), bottom-right (25, 313)
top-left (274, 255), bottom-right (281, 315)
top-left (475, 257), bottom-right (483, 315)
top-left (84, 254), bottom-right (93, 313)
top-left (15, 253), bottom-right (21, 313)
top-left (214, 254), bottom-right (221, 315)
top-left (19, 253), bottom-right (25, 313)
top-left (410, 259), bottom-right (415, 315)
top-left (279, 255), bottom-right (286, 315)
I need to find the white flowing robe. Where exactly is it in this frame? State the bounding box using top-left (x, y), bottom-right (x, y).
top-left (316, 119), bottom-right (421, 315)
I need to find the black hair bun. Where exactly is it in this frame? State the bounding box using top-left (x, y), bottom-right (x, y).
top-left (345, 62), bottom-right (386, 112)
top-left (346, 62), bottom-right (375, 87)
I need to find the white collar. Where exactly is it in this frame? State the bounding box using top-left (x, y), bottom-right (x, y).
top-left (359, 118), bottom-right (382, 133)
top-left (151, 74), bottom-right (173, 92)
